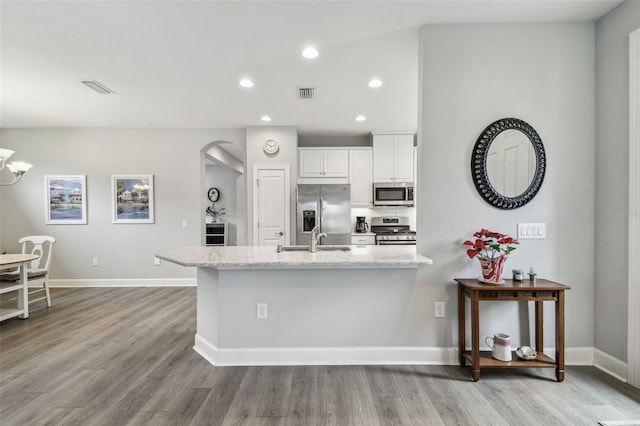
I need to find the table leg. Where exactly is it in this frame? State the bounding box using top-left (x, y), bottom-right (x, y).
top-left (556, 291), bottom-right (565, 382)
top-left (535, 300), bottom-right (543, 353)
top-left (18, 263), bottom-right (29, 319)
top-left (458, 284), bottom-right (466, 367)
top-left (471, 290), bottom-right (480, 381)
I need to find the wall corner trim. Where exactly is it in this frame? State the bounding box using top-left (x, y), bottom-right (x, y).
top-left (594, 347), bottom-right (629, 383)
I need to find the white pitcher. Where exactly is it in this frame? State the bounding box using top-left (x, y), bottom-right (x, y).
top-left (485, 333), bottom-right (512, 361)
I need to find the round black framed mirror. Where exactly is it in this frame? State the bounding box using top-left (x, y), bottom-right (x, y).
top-left (471, 118), bottom-right (546, 209)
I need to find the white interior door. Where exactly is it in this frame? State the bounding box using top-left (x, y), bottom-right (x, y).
top-left (253, 165), bottom-right (290, 246)
top-left (486, 130), bottom-right (535, 197)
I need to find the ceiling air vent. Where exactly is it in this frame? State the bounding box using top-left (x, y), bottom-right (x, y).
top-left (81, 80), bottom-right (115, 94)
top-left (297, 87), bottom-right (315, 99)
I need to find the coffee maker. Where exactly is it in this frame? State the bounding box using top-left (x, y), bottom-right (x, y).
top-left (355, 216), bottom-right (368, 233)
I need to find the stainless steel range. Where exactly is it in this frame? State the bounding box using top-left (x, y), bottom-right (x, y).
top-left (370, 217), bottom-right (417, 245)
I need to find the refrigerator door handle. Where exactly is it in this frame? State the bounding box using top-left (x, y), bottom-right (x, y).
top-left (319, 198), bottom-right (324, 233)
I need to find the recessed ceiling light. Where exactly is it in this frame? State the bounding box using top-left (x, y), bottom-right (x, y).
top-left (261, 115), bottom-right (272, 122)
top-left (368, 79), bottom-right (383, 88)
top-left (239, 78), bottom-right (254, 88)
top-left (302, 47), bottom-right (319, 59)
top-left (355, 115), bottom-right (367, 122)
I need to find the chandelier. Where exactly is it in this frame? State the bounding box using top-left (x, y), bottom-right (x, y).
top-left (0, 148), bottom-right (33, 186)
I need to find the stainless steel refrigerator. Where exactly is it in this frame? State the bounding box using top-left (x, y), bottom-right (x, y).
top-left (296, 184), bottom-right (351, 246)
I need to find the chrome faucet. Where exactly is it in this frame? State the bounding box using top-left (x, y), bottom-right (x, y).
top-left (309, 225), bottom-right (327, 253)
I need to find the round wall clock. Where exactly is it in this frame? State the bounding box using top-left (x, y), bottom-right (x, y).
top-left (263, 139), bottom-right (279, 155)
top-left (207, 187), bottom-right (220, 202)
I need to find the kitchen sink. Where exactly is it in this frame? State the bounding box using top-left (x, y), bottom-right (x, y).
top-left (317, 245), bottom-right (351, 251)
top-left (279, 245), bottom-right (351, 252)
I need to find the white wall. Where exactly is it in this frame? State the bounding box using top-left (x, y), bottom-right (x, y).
top-left (418, 23), bottom-right (596, 349)
top-left (0, 128), bottom-right (244, 281)
top-left (595, 0), bottom-right (640, 363)
top-left (245, 127), bottom-right (298, 244)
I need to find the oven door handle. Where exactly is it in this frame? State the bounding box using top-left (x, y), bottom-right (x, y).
top-left (376, 240), bottom-right (417, 245)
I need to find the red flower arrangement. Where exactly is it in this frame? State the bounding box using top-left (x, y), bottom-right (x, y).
top-left (463, 229), bottom-right (518, 260)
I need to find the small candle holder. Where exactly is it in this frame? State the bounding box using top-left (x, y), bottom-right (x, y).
top-left (512, 269), bottom-right (524, 281)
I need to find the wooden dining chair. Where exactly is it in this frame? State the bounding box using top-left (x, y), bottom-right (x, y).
top-left (0, 236), bottom-right (56, 307)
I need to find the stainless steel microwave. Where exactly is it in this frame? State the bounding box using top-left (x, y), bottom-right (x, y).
top-left (373, 182), bottom-right (414, 206)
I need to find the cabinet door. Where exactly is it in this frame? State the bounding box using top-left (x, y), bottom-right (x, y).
top-left (393, 134), bottom-right (414, 182)
top-left (373, 135), bottom-right (395, 181)
top-left (349, 149), bottom-right (373, 207)
top-left (351, 235), bottom-right (375, 245)
top-left (299, 150), bottom-right (324, 178)
top-left (323, 150), bottom-right (348, 178)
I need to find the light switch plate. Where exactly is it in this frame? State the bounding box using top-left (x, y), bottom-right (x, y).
top-left (517, 223), bottom-right (546, 239)
top-left (256, 303), bottom-right (268, 319)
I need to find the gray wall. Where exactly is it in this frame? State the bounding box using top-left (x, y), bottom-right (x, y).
top-left (595, 0), bottom-right (640, 363)
top-left (418, 23), bottom-right (596, 349)
top-left (0, 128), bottom-right (244, 281)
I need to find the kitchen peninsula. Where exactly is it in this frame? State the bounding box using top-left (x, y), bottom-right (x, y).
top-left (158, 245), bottom-right (433, 366)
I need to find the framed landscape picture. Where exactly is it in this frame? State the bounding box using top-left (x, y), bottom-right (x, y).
top-left (45, 175), bottom-right (87, 224)
top-left (112, 174), bottom-right (154, 224)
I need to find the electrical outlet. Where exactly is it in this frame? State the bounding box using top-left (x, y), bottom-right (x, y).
top-left (256, 303), bottom-right (268, 319)
top-left (92, 257), bottom-right (99, 266)
top-left (434, 301), bottom-right (445, 318)
top-left (154, 257), bottom-right (161, 266)
top-left (182, 220), bottom-right (188, 229)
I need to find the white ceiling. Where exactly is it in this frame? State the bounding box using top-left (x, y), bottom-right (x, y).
top-left (0, 0), bottom-right (622, 137)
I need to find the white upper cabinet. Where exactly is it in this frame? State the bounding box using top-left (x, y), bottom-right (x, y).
top-left (322, 150), bottom-right (349, 178)
top-left (298, 148), bottom-right (349, 183)
top-left (349, 148), bottom-right (373, 207)
top-left (372, 133), bottom-right (414, 182)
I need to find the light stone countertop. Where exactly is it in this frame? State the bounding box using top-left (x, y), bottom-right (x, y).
top-left (157, 245), bottom-right (433, 270)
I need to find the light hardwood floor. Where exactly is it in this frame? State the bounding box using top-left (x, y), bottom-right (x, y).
top-left (1, 287), bottom-right (639, 425)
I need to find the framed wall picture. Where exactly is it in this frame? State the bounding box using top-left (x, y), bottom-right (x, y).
top-left (45, 175), bottom-right (88, 224)
top-left (112, 174), bottom-right (154, 224)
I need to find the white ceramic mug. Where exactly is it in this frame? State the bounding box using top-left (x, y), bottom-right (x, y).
top-left (485, 333), bottom-right (512, 361)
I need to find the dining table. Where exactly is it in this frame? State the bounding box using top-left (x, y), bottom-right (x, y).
top-left (0, 253), bottom-right (39, 321)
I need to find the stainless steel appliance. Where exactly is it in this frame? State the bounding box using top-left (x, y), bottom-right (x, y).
top-left (370, 217), bottom-right (417, 245)
top-left (355, 216), bottom-right (368, 233)
top-left (296, 184), bottom-right (351, 246)
top-left (373, 182), bottom-right (414, 206)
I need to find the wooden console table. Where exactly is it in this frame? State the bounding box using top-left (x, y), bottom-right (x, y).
top-left (455, 278), bottom-right (571, 382)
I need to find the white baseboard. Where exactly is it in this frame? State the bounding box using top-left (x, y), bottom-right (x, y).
top-left (195, 334), bottom-right (459, 366)
top-left (566, 346), bottom-right (595, 365)
top-left (194, 335), bottom-right (597, 368)
top-left (594, 348), bottom-right (629, 383)
top-left (49, 278), bottom-right (196, 287)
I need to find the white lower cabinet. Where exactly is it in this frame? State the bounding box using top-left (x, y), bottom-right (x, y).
top-left (351, 235), bottom-right (375, 245)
